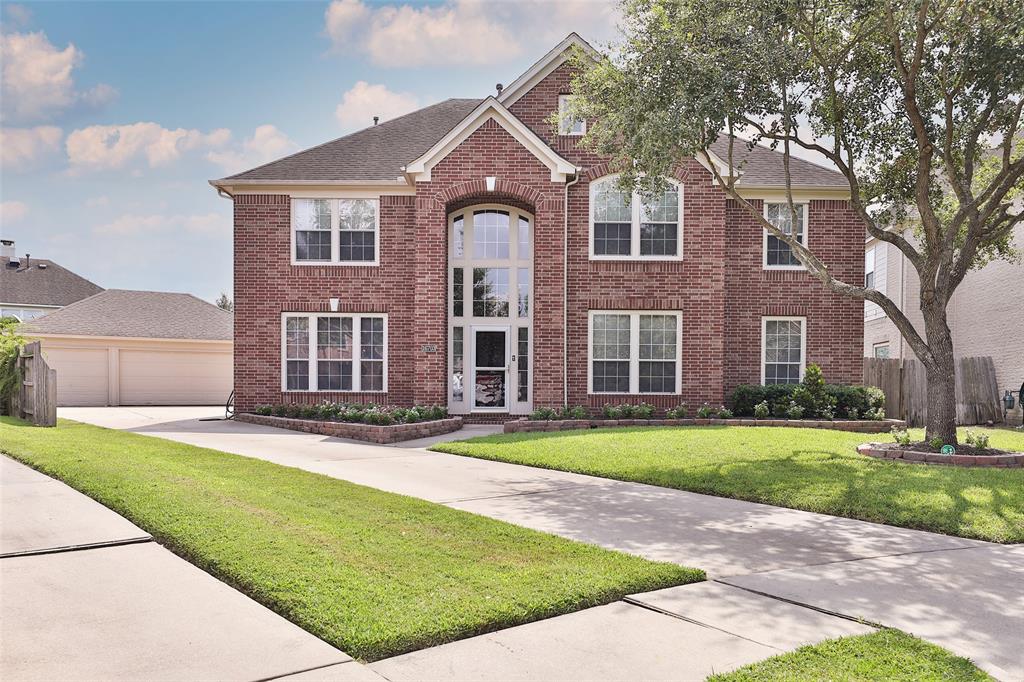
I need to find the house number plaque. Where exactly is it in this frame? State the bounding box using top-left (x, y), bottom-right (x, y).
top-left (421, 344), bottom-right (438, 353)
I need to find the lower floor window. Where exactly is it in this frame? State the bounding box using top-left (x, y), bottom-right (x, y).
top-left (762, 316), bottom-right (805, 384)
top-left (589, 311), bottom-right (681, 394)
top-left (283, 313), bottom-right (387, 392)
top-left (872, 343), bottom-right (890, 359)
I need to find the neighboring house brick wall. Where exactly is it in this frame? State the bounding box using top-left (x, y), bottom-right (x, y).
top-left (865, 223), bottom-right (1024, 408)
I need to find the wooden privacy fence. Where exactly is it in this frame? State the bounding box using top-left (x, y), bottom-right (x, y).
top-left (8, 341), bottom-right (56, 427)
top-left (864, 355), bottom-right (1002, 427)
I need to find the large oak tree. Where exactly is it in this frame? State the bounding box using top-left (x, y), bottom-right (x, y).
top-left (569, 0), bottom-right (1023, 443)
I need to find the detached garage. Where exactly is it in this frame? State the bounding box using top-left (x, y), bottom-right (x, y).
top-left (23, 290), bottom-right (233, 407)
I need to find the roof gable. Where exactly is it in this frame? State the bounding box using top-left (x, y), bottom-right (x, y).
top-left (497, 32), bottom-right (598, 107)
top-left (404, 97), bottom-right (578, 183)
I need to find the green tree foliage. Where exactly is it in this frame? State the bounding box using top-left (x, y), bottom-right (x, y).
top-left (570, 0), bottom-right (1024, 442)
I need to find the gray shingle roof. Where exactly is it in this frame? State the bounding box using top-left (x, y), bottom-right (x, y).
top-left (23, 290), bottom-right (233, 341)
top-left (1, 257), bottom-right (104, 307)
top-left (219, 98), bottom-right (482, 183)
top-left (709, 138), bottom-right (847, 188)
top-left (213, 97), bottom-right (846, 189)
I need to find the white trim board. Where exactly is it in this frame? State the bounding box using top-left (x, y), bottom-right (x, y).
top-left (403, 97), bottom-right (578, 183)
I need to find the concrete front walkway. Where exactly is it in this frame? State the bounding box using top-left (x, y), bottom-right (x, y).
top-left (0, 455), bottom-right (383, 682)
top-left (60, 407), bottom-right (1023, 680)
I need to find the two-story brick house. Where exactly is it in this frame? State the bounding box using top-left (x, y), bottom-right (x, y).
top-left (212, 34), bottom-right (864, 418)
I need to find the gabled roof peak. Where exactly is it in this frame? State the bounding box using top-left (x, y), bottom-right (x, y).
top-left (497, 33), bottom-right (599, 107)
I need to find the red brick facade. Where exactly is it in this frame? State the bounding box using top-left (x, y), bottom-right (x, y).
top-left (231, 62), bottom-right (863, 414)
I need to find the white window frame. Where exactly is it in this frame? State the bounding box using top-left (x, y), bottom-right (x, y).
top-left (558, 94), bottom-right (586, 136)
top-left (588, 174), bottom-right (684, 261)
top-left (280, 312), bottom-right (388, 393)
top-left (587, 310), bottom-right (682, 395)
top-left (761, 316), bottom-right (807, 385)
top-left (762, 202), bottom-right (808, 271)
top-left (291, 198), bottom-right (380, 267)
top-left (872, 342), bottom-right (891, 359)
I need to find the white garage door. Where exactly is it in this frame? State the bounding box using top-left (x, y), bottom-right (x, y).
top-left (45, 348), bottom-right (110, 407)
top-left (119, 349), bottom-right (232, 406)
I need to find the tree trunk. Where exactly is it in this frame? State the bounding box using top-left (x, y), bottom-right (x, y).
top-left (921, 300), bottom-right (958, 445)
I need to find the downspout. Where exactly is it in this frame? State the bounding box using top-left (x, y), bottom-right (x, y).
top-left (563, 171), bottom-right (581, 407)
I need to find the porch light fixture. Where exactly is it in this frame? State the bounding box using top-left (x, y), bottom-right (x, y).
top-left (486, 176), bottom-right (496, 192)
top-left (329, 297), bottom-right (340, 312)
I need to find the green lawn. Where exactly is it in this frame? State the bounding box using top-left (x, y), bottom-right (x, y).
top-left (433, 426), bottom-right (1024, 543)
top-left (708, 629), bottom-right (992, 681)
top-left (0, 417), bottom-right (701, 661)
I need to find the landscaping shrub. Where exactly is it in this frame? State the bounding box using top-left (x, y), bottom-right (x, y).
top-left (695, 403), bottom-right (716, 419)
top-left (633, 403), bottom-right (655, 419)
top-left (530, 407), bottom-right (559, 421)
top-left (255, 402), bottom-right (448, 425)
top-left (558, 405), bottom-right (589, 420)
top-left (666, 403), bottom-right (688, 419)
top-left (753, 400), bottom-right (770, 419)
top-left (785, 401), bottom-right (805, 419)
top-left (892, 427), bottom-right (913, 446)
top-left (964, 430), bottom-right (990, 449)
top-left (716, 406), bottom-right (733, 418)
top-left (730, 380), bottom-right (882, 420)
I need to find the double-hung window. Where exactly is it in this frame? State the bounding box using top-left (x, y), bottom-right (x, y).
top-left (590, 175), bottom-right (682, 259)
top-left (282, 313), bottom-right (387, 392)
top-left (763, 202), bottom-right (807, 269)
top-left (292, 198), bottom-right (379, 265)
top-left (558, 94), bottom-right (586, 136)
top-left (589, 311), bottom-right (681, 394)
top-left (762, 316), bottom-right (805, 385)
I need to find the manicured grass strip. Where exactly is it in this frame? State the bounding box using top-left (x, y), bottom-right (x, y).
top-left (0, 418), bottom-right (701, 661)
top-left (432, 427), bottom-right (1024, 543)
top-left (708, 629), bottom-right (992, 681)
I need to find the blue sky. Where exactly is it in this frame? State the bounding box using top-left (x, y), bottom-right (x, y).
top-left (1, 1), bottom-right (619, 302)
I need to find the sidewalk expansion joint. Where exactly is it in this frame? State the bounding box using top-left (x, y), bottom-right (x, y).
top-left (622, 596), bottom-right (783, 651)
top-left (0, 535), bottom-right (153, 559)
top-left (712, 580), bottom-right (883, 630)
top-left (255, 660), bottom-right (385, 682)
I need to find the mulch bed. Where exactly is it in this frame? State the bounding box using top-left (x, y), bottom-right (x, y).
top-left (857, 442), bottom-right (1024, 468)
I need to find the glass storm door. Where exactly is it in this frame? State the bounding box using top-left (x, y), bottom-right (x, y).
top-left (473, 327), bottom-right (509, 409)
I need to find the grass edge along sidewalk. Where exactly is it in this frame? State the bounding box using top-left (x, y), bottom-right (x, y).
top-left (0, 417), bottom-right (702, 661)
top-left (432, 426), bottom-right (1024, 543)
top-left (708, 629), bottom-right (993, 681)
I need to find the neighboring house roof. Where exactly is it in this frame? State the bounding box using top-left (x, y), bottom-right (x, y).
top-left (23, 290), bottom-right (233, 341)
top-left (215, 98), bottom-right (481, 184)
top-left (1, 257), bottom-right (104, 307)
top-left (211, 33), bottom-right (847, 191)
top-left (708, 138), bottom-right (848, 188)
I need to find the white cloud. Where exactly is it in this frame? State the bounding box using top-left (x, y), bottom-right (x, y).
top-left (335, 81), bottom-right (420, 131)
top-left (0, 31), bottom-right (117, 122)
top-left (1, 201), bottom-right (29, 226)
top-left (325, 0), bottom-right (619, 67)
top-left (65, 122), bottom-right (231, 171)
top-left (94, 212), bottom-right (226, 237)
top-left (0, 126), bottom-right (63, 169)
top-left (206, 124), bottom-right (297, 173)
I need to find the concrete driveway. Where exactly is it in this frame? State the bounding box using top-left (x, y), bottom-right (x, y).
top-left (0, 455), bottom-right (381, 682)
top-left (58, 406), bottom-right (1023, 680)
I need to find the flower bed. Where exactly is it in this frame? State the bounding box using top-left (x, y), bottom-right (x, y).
top-left (237, 413), bottom-right (463, 444)
top-left (856, 442), bottom-right (1024, 468)
top-left (505, 417), bottom-right (904, 434)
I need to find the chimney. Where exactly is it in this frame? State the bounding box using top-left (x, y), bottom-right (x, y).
top-left (373, 116), bottom-right (379, 125)
top-left (0, 240), bottom-right (13, 260)
top-left (495, 83), bottom-right (504, 95)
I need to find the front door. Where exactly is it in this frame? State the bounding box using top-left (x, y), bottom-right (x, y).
top-left (472, 326), bottom-right (509, 409)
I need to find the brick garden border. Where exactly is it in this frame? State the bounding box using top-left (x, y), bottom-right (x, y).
top-left (236, 413), bottom-right (463, 444)
top-left (504, 418), bottom-right (905, 434)
top-left (856, 443), bottom-right (1024, 468)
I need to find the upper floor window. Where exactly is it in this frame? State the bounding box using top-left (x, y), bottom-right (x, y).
top-left (763, 202), bottom-right (807, 269)
top-left (589, 175), bottom-right (682, 260)
top-left (558, 95), bottom-right (586, 136)
top-left (292, 198), bottom-right (379, 265)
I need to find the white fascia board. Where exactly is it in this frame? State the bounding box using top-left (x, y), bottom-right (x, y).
top-left (498, 32), bottom-right (599, 107)
top-left (405, 97), bottom-right (578, 183)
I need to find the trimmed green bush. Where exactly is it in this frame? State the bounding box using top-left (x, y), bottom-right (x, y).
top-left (256, 402), bottom-right (448, 426)
top-left (730, 382), bottom-right (883, 419)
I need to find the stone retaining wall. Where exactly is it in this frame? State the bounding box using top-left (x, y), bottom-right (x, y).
top-left (237, 413), bottom-right (463, 444)
top-left (856, 443), bottom-right (1024, 468)
top-left (504, 418), bottom-right (904, 434)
